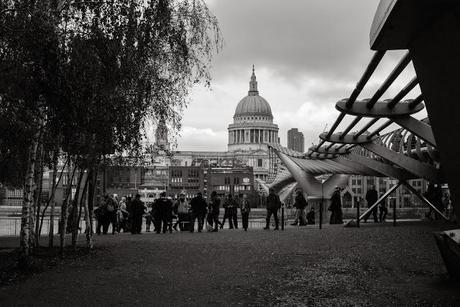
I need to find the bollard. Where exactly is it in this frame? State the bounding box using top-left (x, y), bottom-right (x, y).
top-left (393, 199), bottom-right (397, 227)
top-left (357, 203), bottom-right (360, 228)
top-left (319, 199), bottom-right (323, 230)
top-left (281, 205), bottom-right (285, 230)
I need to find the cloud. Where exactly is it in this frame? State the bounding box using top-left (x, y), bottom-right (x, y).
top-left (171, 1), bottom-right (422, 152)
top-left (176, 126), bottom-right (227, 151)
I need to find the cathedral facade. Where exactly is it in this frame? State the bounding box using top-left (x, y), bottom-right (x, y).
top-left (168, 66), bottom-right (279, 183)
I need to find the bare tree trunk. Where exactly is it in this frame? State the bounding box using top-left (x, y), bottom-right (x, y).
top-left (70, 169), bottom-right (84, 251)
top-left (59, 156), bottom-right (76, 258)
top-left (34, 141), bottom-right (44, 247)
top-left (19, 137), bottom-right (39, 266)
top-left (73, 172), bottom-right (89, 250)
top-left (87, 165), bottom-right (99, 236)
top-left (45, 150), bottom-right (64, 247)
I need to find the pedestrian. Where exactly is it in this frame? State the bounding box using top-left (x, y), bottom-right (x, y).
top-left (240, 194), bottom-right (251, 231)
top-left (154, 192), bottom-right (173, 234)
top-left (103, 195), bottom-right (118, 234)
top-left (173, 191), bottom-right (191, 231)
top-left (126, 196), bottom-right (133, 232)
top-left (220, 196), bottom-right (230, 229)
top-left (190, 192), bottom-right (207, 232)
top-left (145, 203), bottom-right (153, 232)
top-left (264, 188), bottom-right (281, 230)
top-left (94, 200), bottom-right (106, 235)
top-left (379, 201), bottom-right (388, 222)
top-left (364, 185), bottom-right (379, 223)
top-left (118, 196), bottom-right (129, 232)
top-left (329, 186), bottom-right (343, 224)
top-left (130, 194), bottom-right (145, 234)
top-left (209, 191), bottom-right (221, 232)
top-left (306, 207), bottom-right (315, 224)
top-left (425, 183), bottom-right (443, 220)
top-left (222, 194), bottom-right (238, 229)
top-left (291, 190), bottom-right (308, 226)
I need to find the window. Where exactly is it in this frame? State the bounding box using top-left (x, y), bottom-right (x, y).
top-left (224, 177), bottom-right (230, 185)
top-left (234, 177), bottom-right (240, 184)
top-left (258, 159), bottom-right (263, 167)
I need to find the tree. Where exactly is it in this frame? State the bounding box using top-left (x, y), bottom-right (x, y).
top-left (0, 0), bottom-right (222, 263)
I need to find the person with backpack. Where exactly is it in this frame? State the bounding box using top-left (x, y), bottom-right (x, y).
top-left (173, 191), bottom-right (191, 231)
top-left (264, 188), bottom-right (281, 230)
top-left (291, 190), bottom-right (308, 226)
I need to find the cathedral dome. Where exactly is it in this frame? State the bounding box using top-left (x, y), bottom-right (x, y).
top-left (234, 95), bottom-right (273, 118)
top-left (233, 66), bottom-right (273, 119)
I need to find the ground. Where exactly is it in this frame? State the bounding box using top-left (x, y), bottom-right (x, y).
top-left (1, 221), bottom-right (459, 306)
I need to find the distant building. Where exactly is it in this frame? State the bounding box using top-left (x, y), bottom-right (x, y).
top-left (168, 166), bottom-right (205, 199)
top-left (287, 128), bottom-right (304, 152)
top-left (167, 165), bottom-right (254, 200)
top-left (207, 166), bottom-right (254, 198)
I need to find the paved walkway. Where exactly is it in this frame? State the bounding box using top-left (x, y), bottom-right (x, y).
top-left (1, 221), bottom-right (459, 306)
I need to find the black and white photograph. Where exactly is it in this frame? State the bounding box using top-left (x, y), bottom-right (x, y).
top-left (1, 0), bottom-right (460, 305)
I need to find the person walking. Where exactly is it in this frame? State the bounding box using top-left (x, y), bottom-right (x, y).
top-left (240, 194), bottom-right (251, 231)
top-left (222, 194), bottom-right (238, 229)
top-left (130, 194), bottom-right (145, 234)
top-left (291, 190), bottom-right (308, 226)
top-left (190, 192), bottom-right (207, 232)
top-left (173, 192), bottom-right (191, 231)
top-left (329, 186), bottom-right (343, 224)
top-left (364, 185), bottom-right (379, 223)
top-left (208, 191), bottom-right (221, 232)
top-left (264, 188), bottom-right (281, 230)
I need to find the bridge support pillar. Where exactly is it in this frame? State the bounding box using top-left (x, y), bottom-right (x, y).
top-left (409, 8), bottom-right (460, 218)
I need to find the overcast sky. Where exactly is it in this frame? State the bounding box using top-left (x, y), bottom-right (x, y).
top-left (173, 0), bottom-right (423, 151)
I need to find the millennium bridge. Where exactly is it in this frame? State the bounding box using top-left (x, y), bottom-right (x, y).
top-left (260, 0), bottom-right (460, 279)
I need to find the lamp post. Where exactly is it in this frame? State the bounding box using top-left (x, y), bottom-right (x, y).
top-left (320, 179), bottom-right (325, 230)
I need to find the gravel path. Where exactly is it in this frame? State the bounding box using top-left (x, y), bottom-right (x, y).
top-left (1, 221), bottom-right (459, 306)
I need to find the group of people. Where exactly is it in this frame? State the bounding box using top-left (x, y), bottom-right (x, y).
top-left (94, 194), bottom-right (144, 235)
top-left (93, 187), bottom-right (301, 234)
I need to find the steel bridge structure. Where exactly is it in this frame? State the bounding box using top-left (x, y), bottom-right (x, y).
top-left (263, 0), bottom-right (460, 278)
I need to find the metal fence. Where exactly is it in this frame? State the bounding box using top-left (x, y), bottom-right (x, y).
top-left (0, 210), bottom-right (297, 236)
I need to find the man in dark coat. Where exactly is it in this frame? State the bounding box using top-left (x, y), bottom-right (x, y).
top-left (209, 191), bottom-right (221, 232)
top-left (222, 194), bottom-right (239, 229)
top-left (264, 188), bottom-right (281, 230)
top-left (364, 185), bottom-right (379, 223)
top-left (130, 194), bottom-right (145, 234)
top-left (329, 187), bottom-right (343, 224)
top-left (154, 192), bottom-right (173, 234)
top-left (190, 192), bottom-right (207, 232)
